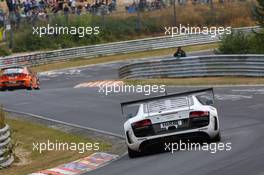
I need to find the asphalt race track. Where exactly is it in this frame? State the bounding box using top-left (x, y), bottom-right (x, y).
top-left (1, 52), bottom-right (264, 175)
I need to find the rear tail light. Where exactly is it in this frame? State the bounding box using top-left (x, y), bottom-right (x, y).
top-left (189, 111), bottom-right (209, 118)
top-left (0, 74), bottom-right (27, 79)
top-left (131, 119), bottom-right (154, 137)
top-left (1, 75), bottom-right (7, 79)
top-left (132, 119), bottom-right (152, 129)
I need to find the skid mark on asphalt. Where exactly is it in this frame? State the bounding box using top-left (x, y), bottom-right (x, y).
top-left (39, 69), bottom-right (83, 81)
top-left (74, 80), bottom-right (124, 88)
top-left (232, 88), bottom-right (264, 95)
top-left (215, 94), bottom-right (252, 101)
top-left (39, 69), bottom-right (82, 77)
top-left (29, 152), bottom-right (118, 175)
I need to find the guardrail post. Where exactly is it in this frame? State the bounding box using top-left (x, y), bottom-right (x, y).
top-left (0, 124), bottom-right (14, 169)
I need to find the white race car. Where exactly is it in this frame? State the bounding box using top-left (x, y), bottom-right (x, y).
top-left (121, 88), bottom-right (221, 158)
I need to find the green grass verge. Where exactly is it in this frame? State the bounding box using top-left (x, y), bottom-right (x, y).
top-left (124, 77), bottom-right (264, 86)
top-left (1, 117), bottom-right (110, 175)
top-left (31, 43), bottom-right (218, 73)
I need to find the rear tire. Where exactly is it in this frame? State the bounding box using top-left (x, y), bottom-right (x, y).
top-left (211, 132), bottom-right (221, 142)
top-left (128, 147), bottom-right (140, 158)
top-left (27, 84), bottom-right (32, 90)
top-left (8, 88), bottom-right (14, 91)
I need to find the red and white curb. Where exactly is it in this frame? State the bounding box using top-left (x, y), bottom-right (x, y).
top-left (29, 152), bottom-right (118, 175)
top-left (74, 80), bottom-right (124, 88)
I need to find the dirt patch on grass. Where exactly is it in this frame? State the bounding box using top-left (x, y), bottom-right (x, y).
top-left (13, 147), bottom-right (32, 166)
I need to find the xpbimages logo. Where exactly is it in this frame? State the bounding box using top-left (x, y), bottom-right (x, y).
top-left (98, 83), bottom-right (166, 96)
top-left (164, 141), bottom-right (232, 154)
top-left (32, 140), bottom-right (100, 154)
top-left (164, 24), bottom-right (232, 38)
top-left (32, 24), bottom-right (100, 37)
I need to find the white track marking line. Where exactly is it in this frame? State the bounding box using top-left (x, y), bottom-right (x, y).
top-left (74, 80), bottom-right (124, 88)
top-left (98, 81), bottom-right (107, 87)
top-left (4, 108), bottom-right (124, 138)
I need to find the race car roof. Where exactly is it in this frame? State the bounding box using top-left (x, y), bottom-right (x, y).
top-left (1, 66), bottom-right (27, 74)
top-left (1, 66), bottom-right (24, 70)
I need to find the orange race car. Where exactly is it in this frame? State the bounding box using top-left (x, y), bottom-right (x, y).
top-left (0, 66), bottom-right (40, 91)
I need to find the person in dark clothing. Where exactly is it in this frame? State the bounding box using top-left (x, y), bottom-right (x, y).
top-left (63, 4), bottom-right (70, 21)
top-left (58, 0), bottom-right (64, 11)
top-left (63, 4), bottom-right (70, 14)
top-left (174, 47), bottom-right (186, 58)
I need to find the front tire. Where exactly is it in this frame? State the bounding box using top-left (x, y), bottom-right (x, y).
top-left (128, 147), bottom-right (141, 158)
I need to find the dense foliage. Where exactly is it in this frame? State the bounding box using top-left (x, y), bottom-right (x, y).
top-left (218, 0), bottom-right (264, 54)
top-left (4, 2), bottom-right (256, 53)
top-left (218, 32), bottom-right (264, 54)
top-left (11, 14), bottom-right (161, 52)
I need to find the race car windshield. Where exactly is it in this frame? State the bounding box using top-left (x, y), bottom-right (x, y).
top-left (2, 68), bottom-right (25, 75)
top-left (196, 91), bottom-right (215, 106)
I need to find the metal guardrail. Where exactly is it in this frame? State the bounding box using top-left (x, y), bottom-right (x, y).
top-left (0, 124), bottom-right (14, 168)
top-left (119, 55), bottom-right (264, 79)
top-left (0, 26), bottom-right (260, 69)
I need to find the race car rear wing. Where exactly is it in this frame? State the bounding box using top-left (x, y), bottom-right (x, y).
top-left (121, 88), bottom-right (215, 119)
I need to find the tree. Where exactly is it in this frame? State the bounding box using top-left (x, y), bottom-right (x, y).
top-left (6, 0), bottom-right (15, 12)
top-left (253, 0), bottom-right (264, 35)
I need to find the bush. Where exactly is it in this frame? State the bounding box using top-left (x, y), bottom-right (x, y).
top-left (0, 45), bottom-right (11, 56)
top-left (217, 31), bottom-right (264, 54)
top-left (217, 0), bottom-right (264, 54)
top-left (12, 14), bottom-right (151, 52)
